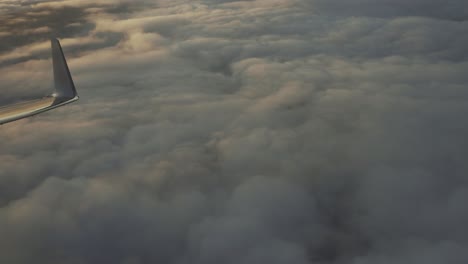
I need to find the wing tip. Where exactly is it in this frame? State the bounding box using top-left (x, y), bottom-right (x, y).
top-left (51, 37), bottom-right (79, 100)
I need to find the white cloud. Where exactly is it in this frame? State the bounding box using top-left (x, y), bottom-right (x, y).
top-left (1, 1), bottom-right (468, 263)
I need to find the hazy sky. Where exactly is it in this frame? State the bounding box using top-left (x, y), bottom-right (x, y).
top-left (1, 1), bottom-right (468, 263)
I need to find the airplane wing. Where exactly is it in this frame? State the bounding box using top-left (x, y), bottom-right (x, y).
top-left (0, 38), bottom-right (79, 125)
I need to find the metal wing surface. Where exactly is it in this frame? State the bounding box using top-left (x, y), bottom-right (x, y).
top-left (0, 38), bottom-right (79, 125)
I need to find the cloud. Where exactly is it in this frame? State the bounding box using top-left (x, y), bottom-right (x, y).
top-left (303, 0), bottom-right (468, 21)
top-left (1, 0), bottom-right (468, 263)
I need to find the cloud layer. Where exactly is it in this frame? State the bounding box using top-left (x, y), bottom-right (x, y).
top-left (1, 0), bottom-right (468, 263)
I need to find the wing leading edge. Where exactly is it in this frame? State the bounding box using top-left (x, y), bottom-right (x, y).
top-left (0, 38), bottom-right (79, 125)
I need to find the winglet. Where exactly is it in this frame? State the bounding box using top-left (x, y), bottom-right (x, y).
top-left (51, 38), bottom-right (78, 102)
top-left (0, 39), bottom-right (79, 125)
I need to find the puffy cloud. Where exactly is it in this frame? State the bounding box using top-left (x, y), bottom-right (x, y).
top-left (303, 0), bottom-right (468, 21)
top-left (1, 0), bottom-right (468, 263)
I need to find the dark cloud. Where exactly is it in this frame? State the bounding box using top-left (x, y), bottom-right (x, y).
top-left (1, 0), bottom-right (468, 264)
top-left (0, 6), bottom-right (92, 53)
top-left (303, 0), bottom-right (468, 21)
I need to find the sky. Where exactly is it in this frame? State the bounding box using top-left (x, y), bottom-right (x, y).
top-left (1, 0), bottom-right (468, 263)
